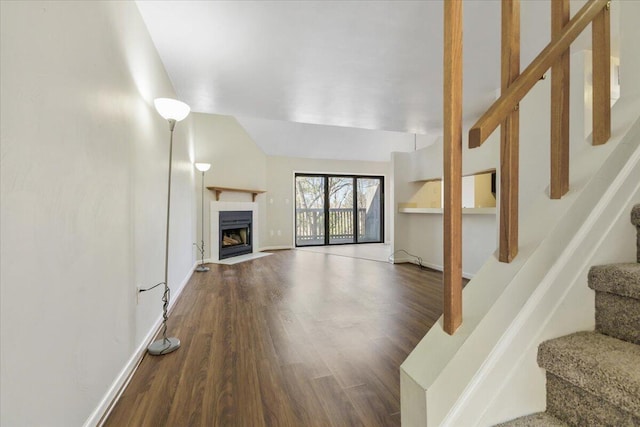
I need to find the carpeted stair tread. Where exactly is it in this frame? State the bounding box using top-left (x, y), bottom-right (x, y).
top-left (538, 331), bottom-right (640, 417)
top-left (494, 412), bottom-right (568, 426)
top-left (588, 263), bottom-right (640, 300)
top-left (546, 373), bottom-right (640, 426)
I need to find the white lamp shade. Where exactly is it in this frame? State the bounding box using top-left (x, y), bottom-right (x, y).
top-left (154, 98), bottom-right (191, 121)
top-left (195, 162), bottom-right (211, 172)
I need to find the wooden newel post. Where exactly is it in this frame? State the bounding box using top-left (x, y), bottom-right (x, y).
top-left (443, 0), bottom-right (463, 335)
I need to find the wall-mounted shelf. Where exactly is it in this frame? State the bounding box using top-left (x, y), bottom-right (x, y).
top-left (207, 186), bottom-right (266, 202)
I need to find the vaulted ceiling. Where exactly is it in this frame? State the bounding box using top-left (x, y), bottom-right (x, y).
top-left (136, 0), bottom-right (596, 160)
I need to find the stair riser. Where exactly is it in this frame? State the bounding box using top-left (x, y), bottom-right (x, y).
top-left (595, 291), bottom-right (640, 345)
top-left (494, 412), bottom-right (567, 426)
top-left (636, 226), bottom-right (639, 262)
top-left (546, 373), bottom-right (639, 426)
top-left (632, 205), bottom-right (640, 261)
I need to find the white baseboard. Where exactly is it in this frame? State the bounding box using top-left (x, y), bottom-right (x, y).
top-left (201, 247), bottom-right (291, 265)
top-left (391, 256), bottom-right (413, 264)
top-left (392, 257), bottom-right (474, 279)
top-left (85, 261), bottom-right (198, 427)
top-left (259, 245), bottom-right (293, 251)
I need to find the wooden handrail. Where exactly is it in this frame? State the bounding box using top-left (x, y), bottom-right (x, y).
top-left (469, 0), bottom-right (609, 148)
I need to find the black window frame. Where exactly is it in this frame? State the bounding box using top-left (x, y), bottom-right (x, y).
top-left (294, 173), bottom-right (384, 247)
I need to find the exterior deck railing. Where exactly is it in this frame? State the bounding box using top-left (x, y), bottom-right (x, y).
top-left (296, 208), bottom-right (367, 243)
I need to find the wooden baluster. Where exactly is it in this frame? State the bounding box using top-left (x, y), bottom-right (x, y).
top-left (550, 0), bottom-right (570, 199)
top-left (592, 1), bottom-right (611, 146)
top-left (499, 0), bottom-right (520, 263)
top-left (443, 0), bottom-right (463, 335)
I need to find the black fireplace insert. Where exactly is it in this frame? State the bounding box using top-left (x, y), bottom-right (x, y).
top-left (219, 211), bottom-right (252, 260)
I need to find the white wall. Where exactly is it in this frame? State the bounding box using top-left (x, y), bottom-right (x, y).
top-left (619, 0), bottom-right (640, 99)
top-left (392, 153), bottom-right (496, 277)
top-left (238, 116), bottom-right (438, 162)
top-left (391, 111), bottom-right (499, 278)
top-left (394, 212), bottom-right (496, 277)
top-left (265, 156), bottom-right (390, 248)
top-left (188, 113), bottom-right (393, 257)
top-left (193, 113), bottom-right (268, 191)
top-left (0, 2), bottom-right (196, 425)
top-left (408, 131), bottom-right (498, 182)
top-left (191, 113), bottom-right (268, 259)
top-left (462, 176), bottom-right (475, 208)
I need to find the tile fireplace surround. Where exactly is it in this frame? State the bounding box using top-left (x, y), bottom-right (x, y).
top-left (209, 201), bottom-right (259, 262)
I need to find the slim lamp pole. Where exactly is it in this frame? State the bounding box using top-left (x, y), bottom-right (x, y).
top-left (194, 163), bottom-right (211, 272)
top-left (147, 98), bottom-right (190, 356)
top-left (200, 170), bottom-right (205, 265)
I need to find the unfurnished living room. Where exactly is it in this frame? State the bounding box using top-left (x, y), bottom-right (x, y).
top-left (2, 1), bottom-right (640, 426)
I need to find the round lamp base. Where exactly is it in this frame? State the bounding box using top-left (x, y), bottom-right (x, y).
top-left (148, 337), bottom-right (180, 355)
top-left (195, 265), bottom-right (210, 272)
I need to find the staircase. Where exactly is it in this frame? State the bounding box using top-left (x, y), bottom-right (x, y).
top-left (498, 205), bottom-right (640, 426)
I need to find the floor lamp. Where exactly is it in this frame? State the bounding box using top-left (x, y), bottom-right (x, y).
top-left (194, 162), bottom-right (211, 272)
top-left (148, 97), bottom-right (190, 356)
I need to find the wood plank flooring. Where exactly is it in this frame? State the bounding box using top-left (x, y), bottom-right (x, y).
top-left (105, 250), bottom-right (456, 427)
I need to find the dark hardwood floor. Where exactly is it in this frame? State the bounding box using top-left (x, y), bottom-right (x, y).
top-left (105, 249), bottom-right (453, 427)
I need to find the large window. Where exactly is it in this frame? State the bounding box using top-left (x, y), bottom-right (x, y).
top-left (295, 174), bottom-right (384, 247)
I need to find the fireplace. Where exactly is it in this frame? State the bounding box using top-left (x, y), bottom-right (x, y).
top-left (219, 211), bottom-right (252, 260)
